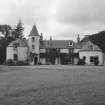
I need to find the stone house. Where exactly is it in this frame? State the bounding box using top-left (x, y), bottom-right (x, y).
top-left (6, 24), bottom-right (104, 65)
top-left (6, 38), bottom-right (29, 64)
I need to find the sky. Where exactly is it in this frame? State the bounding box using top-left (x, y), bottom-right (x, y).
top-left (0, 0), bottom-right (105, 41)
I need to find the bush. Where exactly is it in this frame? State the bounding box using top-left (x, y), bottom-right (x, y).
top-left (6, 59), bottom-right (14, 66)
top-left (38, 62), bottom-right (41, 65)
top-left (78, 59), bottom-right (85, 65)
top-left (94, 59), bottom-right (99, 66)
top-left (17, 61), bottom-right (28, 66)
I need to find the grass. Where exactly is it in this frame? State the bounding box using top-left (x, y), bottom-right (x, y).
top-left (0, 65), bottom-right (105, 105)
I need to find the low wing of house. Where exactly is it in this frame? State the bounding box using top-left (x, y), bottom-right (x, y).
top-left (79, 41), bottom-right (103, 65)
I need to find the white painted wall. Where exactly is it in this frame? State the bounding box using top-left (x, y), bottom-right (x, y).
top-left (74, 58), bottom-right (78, 65)
top-left (79, 51), bottom-right (103, 65)
top-left (60, 49), bottom-right (69, 53)
top-left (74, 49), bottom-right (80, 53)
top-left (40, 58), bottom-right (46, 64)
top-left (18, 47), bottom-right (28, 62)
top-left (6, 47), bottom-right (14, 60)
top-left (40, 49), bottom-right (46, 53)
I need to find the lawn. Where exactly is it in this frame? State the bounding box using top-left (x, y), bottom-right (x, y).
top-left (0, 65), bottom-right (105, 105)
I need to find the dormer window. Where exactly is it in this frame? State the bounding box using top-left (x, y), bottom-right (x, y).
top-left (32, 37), bottom-right (35, 42)
top-left (69, 41), bottom-right (73, 47)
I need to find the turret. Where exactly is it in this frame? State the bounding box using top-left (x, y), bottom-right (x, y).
top-left (28, 24), bottom-right (40, 54)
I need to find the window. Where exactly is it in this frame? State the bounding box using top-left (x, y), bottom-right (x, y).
top-left (90, 56), bottom-right (94, 62)
top-left (69, 41), bottom-right (73, 46)
top-left (14, 54), bottom-right (17, 60)
top-left (32, 45), bottom-right (35, 49)
top-left (90, 56), bottom-right (98, 63)
top-left (32, 37), bottom-right (35, 42)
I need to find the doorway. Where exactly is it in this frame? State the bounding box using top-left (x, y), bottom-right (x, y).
top-left (34, 57), bottom-right (38, 65)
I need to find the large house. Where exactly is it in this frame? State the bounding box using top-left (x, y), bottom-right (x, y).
top-left (6, 25), bottom-right (104, 65)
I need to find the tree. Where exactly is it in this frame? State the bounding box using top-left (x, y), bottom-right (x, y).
top-left (0, 37), bottom-right (7, 64)
top-left (13, 20), bottom-right (24, 39)
top-left (0, 25), bottom-right (12, 64)
top-left (0, 24), bottom-right (12, 42)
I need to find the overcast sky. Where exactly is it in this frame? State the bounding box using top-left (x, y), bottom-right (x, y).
top-left (0, 0), bottom-right (105, 41)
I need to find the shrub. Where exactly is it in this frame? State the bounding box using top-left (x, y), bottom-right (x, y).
top-left (78, 59), bottom-right (85, 65)
top-left (17, 61), bottom-right (28, 66)
top-left (94, 59), bottom-right (99, 66)
top-left (38, 62), bottom-right (41, 65)
top-left (6, 59), bottom-right (14, 66)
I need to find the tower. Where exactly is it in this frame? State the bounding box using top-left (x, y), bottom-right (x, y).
top-left (28, 24), bottom-right (40, 64)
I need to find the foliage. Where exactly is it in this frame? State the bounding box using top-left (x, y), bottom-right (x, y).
top-left (49, 48), bottom-right (59, 64)
top-left (78, 59), bottom-right (85, 65)
top-left (0, 21), bottom-right (25, 64)
top-left (38, 62), bottom-right (41, 65)
top-left (0, 24), bottom-right (12, 41)
top-left (17, 61), bottom-right (28, 66)
top-left (0, 25), bottom-right (12, 64)
top-left (12, 20), bottom-right (24, 39)
top-left (0, 37), bottom-right (8, 64)
top-left (60, 53), bottom-right (69, 65)
top-left (6, 59), bottom-right (14, 65)
top-left (94, 58), bottom-right (99, 66)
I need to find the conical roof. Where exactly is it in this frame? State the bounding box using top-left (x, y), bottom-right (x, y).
top-left (29, 24), bottom-right (39, 36)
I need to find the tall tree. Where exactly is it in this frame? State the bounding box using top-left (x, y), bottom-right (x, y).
top-left (13, 20), bottom-right (24, 39)
top-left (0, 24), bottom-right (13, 64)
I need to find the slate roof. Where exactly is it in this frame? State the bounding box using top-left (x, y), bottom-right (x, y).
top-left (40, 40), bottom-right (81, 49)
top-left (8, 38), bottom-right (28, 47)
top-left (80, 41), bottom-right (102, 52)
top-left (29, 25), bottom-right (39, 36)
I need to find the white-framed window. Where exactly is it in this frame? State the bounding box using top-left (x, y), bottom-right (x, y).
top-left (90, 56), bottom-right (98, 63)
top-left (69, 41), bottom-right (73, 46)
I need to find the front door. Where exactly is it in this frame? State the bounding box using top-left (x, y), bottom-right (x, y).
top-left (34, 57), bottom-right (38, 65)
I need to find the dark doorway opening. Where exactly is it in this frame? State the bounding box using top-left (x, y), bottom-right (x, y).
top-left (34, 57), bottom-right (38, 65)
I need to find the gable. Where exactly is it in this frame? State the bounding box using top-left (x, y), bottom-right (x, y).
top-left (80, 41), bottom-right (102, 51)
